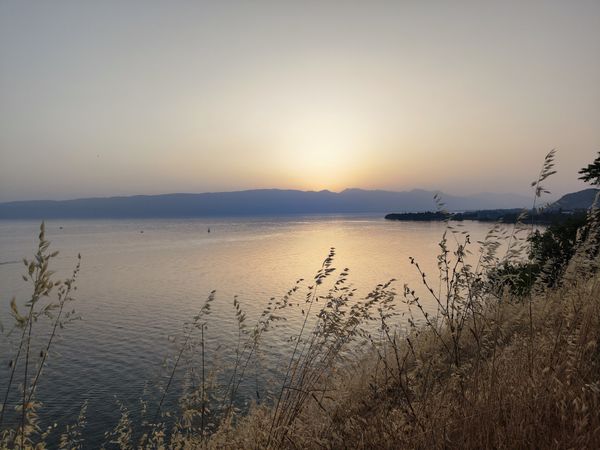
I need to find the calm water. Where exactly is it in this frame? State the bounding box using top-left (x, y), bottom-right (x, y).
top-left (0, 216), bottom-right (498, 442)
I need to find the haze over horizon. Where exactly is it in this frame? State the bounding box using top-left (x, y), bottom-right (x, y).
top-left (0, 186), bottom-right (534, 205)
top-left (1, 1), bottom-right (599, 202)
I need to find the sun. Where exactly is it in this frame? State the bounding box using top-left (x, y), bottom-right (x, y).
top-left (272, 108), bottom-right (371, 190)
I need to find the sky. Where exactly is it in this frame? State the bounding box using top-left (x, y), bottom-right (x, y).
top-left (1, 1), bottom-right (599, 202)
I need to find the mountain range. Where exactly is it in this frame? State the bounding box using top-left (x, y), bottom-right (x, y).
top-left (0, 189), bottom-right (533, 219)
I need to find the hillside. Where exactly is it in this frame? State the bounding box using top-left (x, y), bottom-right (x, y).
top-left (548, 188), bottom-right (600, 211)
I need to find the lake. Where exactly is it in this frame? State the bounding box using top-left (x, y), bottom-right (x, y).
top-left (0, 216), bottom-right (504, 443)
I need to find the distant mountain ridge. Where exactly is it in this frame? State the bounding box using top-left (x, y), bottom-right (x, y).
top-left (0, 188), bottom-right (532, 219)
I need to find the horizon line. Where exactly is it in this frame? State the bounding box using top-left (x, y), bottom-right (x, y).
top-left (0, 186), bottom-right (539, 205)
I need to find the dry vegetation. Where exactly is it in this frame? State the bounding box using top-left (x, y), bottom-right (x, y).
top-left (208, 274), bottom-right (600, 449)
top-left (3, 151), bottom-right (600, 449)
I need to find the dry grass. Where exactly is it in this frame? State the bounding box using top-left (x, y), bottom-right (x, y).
top-left (203, 212), bottom-right (600, 448)
top-left (209, 269), bottom-right (600, 449)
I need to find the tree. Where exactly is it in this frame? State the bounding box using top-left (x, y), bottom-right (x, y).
top-left (528, 214), bottom-right (586, 287)
top-left (578, 152), bottom-right (600, 185)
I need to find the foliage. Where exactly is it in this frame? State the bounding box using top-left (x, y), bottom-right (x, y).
top-left (528, 214), bottom-right (587, 286)
top-left (489, 151), bottom-right (600, 296)
top-left (578, 151), bottom-right (600, 185)
top-left (488, 261), bottom-right (539, 296)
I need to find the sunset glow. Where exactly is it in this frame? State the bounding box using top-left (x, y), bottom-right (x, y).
top-left (1, 1), bottom-right (599, 200)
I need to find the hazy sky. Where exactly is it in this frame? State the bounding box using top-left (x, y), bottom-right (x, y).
top-left (1, 1), bottom-right (599, 201)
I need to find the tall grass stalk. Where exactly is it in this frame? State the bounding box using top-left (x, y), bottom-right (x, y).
top-left (527, 149), bottom-right (556, 374)
top-left (267, 248), bottom-right (335, 446)
top-left (152, 290), bottom-right (215, 424)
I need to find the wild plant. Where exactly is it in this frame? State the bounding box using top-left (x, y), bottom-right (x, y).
top-left (59, 401), bottom-right (88, 450)
top-left (266, 250), bottom-right (397, 447)
top-left (152, 290), bottom-right (215, 424)
top-left (0, 222), bottom-right (81, 449)
top-left (221, 279), bottom-right (300, 416)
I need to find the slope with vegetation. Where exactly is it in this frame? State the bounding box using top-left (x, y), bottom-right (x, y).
top-left (547, 188), bottom-right (600, 211)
